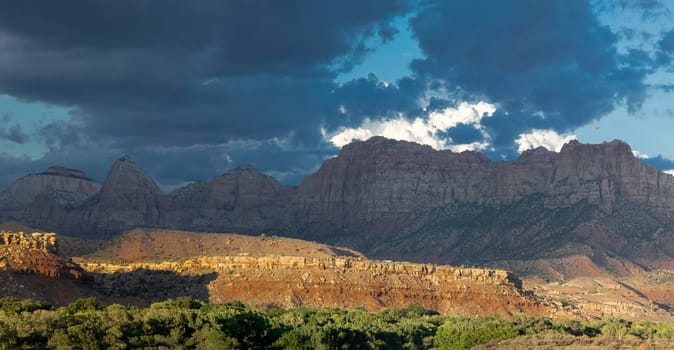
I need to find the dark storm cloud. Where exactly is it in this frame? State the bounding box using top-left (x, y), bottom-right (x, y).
top-left (0, 124), bottom-right (29, 144)
top-left (0, 0), bottom-right (416, 189)
top-left (0, 154), bottom-right (38, 189)
top-left (0, 1), bottom-right (409, 77)
top-left (442, 124), bottom-right (484, 145)
top-left (328, 74), bottom-right (424, 129)
top-left (132, 136), bottom-right (338, 189)
top-left (0, 0), bottom-right (410, 147)
top-left (0, 134), bottom-right (336, 191)
top-left (409, 0), bottom-right (656, 153)
top-left (36, 120), bottom-right (85, 151)
top-left (0, 147), bottom-right (115, 190)
top-left (1, 1), bottom-right (671, 190)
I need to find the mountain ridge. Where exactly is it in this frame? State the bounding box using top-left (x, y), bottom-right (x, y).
top-left (1, 137), bottom-right (674, 280)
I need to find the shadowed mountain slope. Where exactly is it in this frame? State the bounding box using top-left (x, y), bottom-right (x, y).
top-left (1, 138), bottom-right (674, 279)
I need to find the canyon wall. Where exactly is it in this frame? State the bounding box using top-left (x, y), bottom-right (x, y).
top-left (296, 138), bottom-right (674, 230)
top-left (81, 255), bottom-right (548, 316)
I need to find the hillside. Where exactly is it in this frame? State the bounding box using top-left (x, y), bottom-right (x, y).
top-left (78, 229), bottom-right (546, 316)
top-left (3, 227), bottom-right (674, 320)
top-left (86, 228), bottom-right (363, 263)
top-left (0, 228), bottom-right (546, 316)
top-left (1, 138), bottom-right (674, 284)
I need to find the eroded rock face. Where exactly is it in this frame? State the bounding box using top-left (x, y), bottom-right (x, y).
top-left (73, 156), bottom-right (167, 237)
top-left (166, 165), bottom-right (295, 232)
top-left (296, 138), bottom-right (494, 230)
top-left (2, 138), bottom-right (674, 268)
top-left (295, 138), bottom-right (674, 231)
top-left (1, 167), bottom-right (100, 206)
top-left (0, 231), bottom-right (82, 279)
top-left (0, 167), bottom-right (101, 232)
top-left (0, 231), bottom-right (57, 253)
top-left (81, 255), bottom-right (548, 316)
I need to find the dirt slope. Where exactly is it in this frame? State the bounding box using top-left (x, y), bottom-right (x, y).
top-left (86, 228), bottom-right (364, 262)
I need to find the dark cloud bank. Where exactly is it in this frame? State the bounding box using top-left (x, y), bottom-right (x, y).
top-left (0, 0), bottom-right (672, 189)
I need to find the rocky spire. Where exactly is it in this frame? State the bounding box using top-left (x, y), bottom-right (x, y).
top-left (89, 155), bottom-right (165, 236)
top-left (99, 155), bottom-right (162, 197)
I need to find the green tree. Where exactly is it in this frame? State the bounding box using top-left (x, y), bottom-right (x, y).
top-left (0, 321), bottom-right (18, 350)
top-left (434, 317), bottom-right (519, 350)
top-left (196, 302), bottom-right (271, 349)
top-left (66, 298), bottom-right (103, 314)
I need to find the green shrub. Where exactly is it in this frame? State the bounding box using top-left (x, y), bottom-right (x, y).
top-left (433, 317), bottom-right (519, 350)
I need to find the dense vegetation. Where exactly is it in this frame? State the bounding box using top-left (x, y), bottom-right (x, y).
top-left (2, 297), bottom-right (674, 349)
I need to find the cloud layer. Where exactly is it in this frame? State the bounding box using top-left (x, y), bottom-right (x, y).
top-left (328, 102), bottom-right (495, 152)
top-left (409, 0), bottom-right (659, 149)
top-left (0, 0), bottom-right (672, 189)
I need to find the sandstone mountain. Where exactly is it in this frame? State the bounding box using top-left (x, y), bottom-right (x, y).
top-left (69, 155), bottom-right (167, 236)
top-left (2, 138), bottom-right (674, 279)
top-left (166, 165), bottom-right (293, 233)
top-left (0, 166), bottom-right (101, 231)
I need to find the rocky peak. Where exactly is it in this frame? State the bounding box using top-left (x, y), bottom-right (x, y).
top-left (3, 137), bottom-right (674, 242)
top-left (559, 139), bottom-right (632, 156)
top-left (207, 164), bottom-right (284, 209)
top-left (1, 166), bottom-right (101, 206)
top-left (84, 155), bottom-right (165, 237)
top-left (224, 164), bottom-right (273, 181)
top-left (100, 155), bottom-right (162, 196)
top-left (163, 163), bottom-right (293, 232)
top-left (516, 146), bottom-right (556, 163)
top-left (297, 137), bottom-right (495, 230)
top-left (338, 136), bottom-right (436, 159)
top-left (212, 165), bottom-right (282, 195)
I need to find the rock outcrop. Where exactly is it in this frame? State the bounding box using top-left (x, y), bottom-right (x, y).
top-left (297, 138), bottom-right (492, 231)
top-left (66, 156), bottom-right (167, 237)
top-left (0, 166), bottom-right (100, 207)
top-left (296, 138), bottom-right (674, 230)
top-left (0, 166), bottom-right (101, 232)
top-left (0, 231), bottom-right (82, 279)
top-left (166, 165), bottom-right (294, 232)
top-left (81, 254), bottom-right (548, 316)
top-left (1, 231), bottom-right (57, 253)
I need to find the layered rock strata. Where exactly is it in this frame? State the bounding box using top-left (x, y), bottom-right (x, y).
top-left (0, 231), bottom-right (82, 279)
top-left (80, 255), bottom-right (548, 316)
top-left (296, 138), bottom-right (674, 230)
top-left (2, 166), bottom-right (100, 206)
top-left (72, 156), bottom-right (166, 236)
top-left (1, 138), bottom-right (673, 268)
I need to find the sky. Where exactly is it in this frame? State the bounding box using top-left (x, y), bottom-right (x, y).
top-left (1, 0), bottom-right (674, 190)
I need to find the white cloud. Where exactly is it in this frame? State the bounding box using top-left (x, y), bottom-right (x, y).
top-left (428, 101), bottom-right (496, 130)
top-left (515, 129), bottom-right (577, 153)
top-left (329, 128), bottom-right (374, 148)
top-left (664, 169), bottom-right (674, 176)
top-left (632, 150), bottom-right (650, 159)
top-left (327, 102), bottom-right (496, 151)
